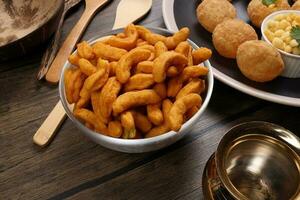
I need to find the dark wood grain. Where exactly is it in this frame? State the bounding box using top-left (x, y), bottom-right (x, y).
top-left (0, 0), bottom-right (299, 200)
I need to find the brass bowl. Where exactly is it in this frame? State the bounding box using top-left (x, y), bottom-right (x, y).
top-left (0, 0), bottom-right (64, 60)
top-left (203, 121), bottom-right (300, 200)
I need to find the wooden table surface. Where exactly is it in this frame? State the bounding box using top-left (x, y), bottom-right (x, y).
top-left (1, 1), bottom-right (300, 199)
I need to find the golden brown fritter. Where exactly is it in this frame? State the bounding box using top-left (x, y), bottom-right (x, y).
top-left (247, 0), bottom-right (290, 27)
top-left (196, 0), bottom-right (236, 33)
top-left (212, 19), bottom-right (258, 59)
top-left (236, 40), bottom-right (284, 82)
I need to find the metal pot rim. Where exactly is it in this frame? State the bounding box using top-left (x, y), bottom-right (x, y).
top-left (215, 121), bottom-right (300, 200)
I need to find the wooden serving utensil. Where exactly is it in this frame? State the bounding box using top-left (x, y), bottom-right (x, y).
top-left (37, 0), bottom-right (82, 80)
top-left (45, 0), bottom-right (111, 84)
top-left (33, 0), bottom-right (153, 147)
top-left (33, 101), bottom-right (68, 147)
top-left (112, 0), bottom-right (153, 30)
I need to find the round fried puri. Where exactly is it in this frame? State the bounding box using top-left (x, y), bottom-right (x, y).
top-left (236, 40), bottom-right (284, 82)
top-left (292, 0), bottom-right (300, 10)
top-left (212, 19), bottom-right (258, 59)
top-left (196, 0), bottom-right (236, 33)
top-left (247, 0), bottom-right (290, 28)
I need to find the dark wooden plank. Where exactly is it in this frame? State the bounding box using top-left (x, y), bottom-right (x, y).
top-left (0, 79), bottom-right (263, 200)
top-left (67, 103), bottom-right (300, 200)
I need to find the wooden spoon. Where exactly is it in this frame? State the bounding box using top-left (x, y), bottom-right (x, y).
top-left (112, 0), bottom-right (153, 30)
top-left (45, 0), bottom-right (152, 84)
top-left (34, 0), bottom-right (153, 147)
top-left (45, 0), bottom-right (111, 84)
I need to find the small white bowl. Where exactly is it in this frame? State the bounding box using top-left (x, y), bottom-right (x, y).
top-left (261, 10), bottom-right (300, 78)
top-left (59, 27), bottom-right (214, 153)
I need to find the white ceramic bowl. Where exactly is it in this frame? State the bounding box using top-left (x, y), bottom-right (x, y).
top-left (261, 10), bottom-right (300, 78)
top-left (59, 27), bottom-right (214, 153)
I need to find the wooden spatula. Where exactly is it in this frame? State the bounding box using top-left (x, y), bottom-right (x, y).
top-left (45, 0), bottom-right (111, 84)
top-left (33, 0), bottom-right (153, 147)
top-left (45, 0), bottom-right (152, 84)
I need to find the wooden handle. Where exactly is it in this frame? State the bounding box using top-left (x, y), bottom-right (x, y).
top-left (33, 101), bottom-right (67, 147)
top-left (45, 9), bottom-right (97, 84)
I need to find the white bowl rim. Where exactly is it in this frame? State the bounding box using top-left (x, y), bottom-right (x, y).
top-left (261, 9), bottom-right (300, 59)
top-left (58, 27), bottom-right (214, 146)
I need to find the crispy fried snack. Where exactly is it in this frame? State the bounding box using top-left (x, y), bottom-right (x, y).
top-left (196, 0), bottom-right (236, 32)
top-left (147, 103), bottom-right (163, 125)
top-left (92, 42), bottom-right (128, 61)
top-left (182, 65), bottom-right (209, 81)
top-left (168, 94), bottom-right (202, 131)
top-left (116, 33), bottom-right (126, 38)
top-left (187, 46), bottom-right (193, 66)
top-left (146, 99), bottom-right (173, 138)
top-left (65, 68), bottom-right (75, 103)
top-left (153, 83), bottom-right (167, 99)
top-left (123, 74), bottom-right (155, 92)
top-left (97, 58), bottom-right (110, 69)
top-left (86, 63), bottom-right (109, 92)
top-left (108, 61), bottom-right (118, 77)
top-left (77, 41), bottom-right (95, 60)
top-left (91, 90), bottom-right (109, 124)
top-left (153, 51), bottom-right (188, 83)
top-left (146, 125), bottom-right (169, 138)
top-left (136, 44), bottom-right (156, 61)
top-left (121, 111), bottom-right (135, 128)
top-left (175, 41), bottom-right (190, 57)
top-left (165, 27), bottom-right (190, 49)
top-left (108, 121), bottom-right (123, 138)
top-left (237, 40), bottom-right (284, 82)
top-left (136, 26), bottom-right (190, 50)
top-left (64, 68), bottom-right (85, 104)
top-left (132, 111), bottom-right (152, 133)
top-left (166, 66), bottom-right (180, 77)
top-left (74, 108), bottom-right (107, 134)
top-left (192, 47), bottom-right (212, 65)
top-left (167, 76), bottom-right (183, 98)
top-left (185, 106), bottom-right (199, 121)
top-left (66, 24), bottom-right (210, 139)
top-left (136, 25), bottom-right (167, 45)
top-left (78, 58), bottom-right (97, 76)
top-left (212, 19), bottom-right (258, 58)
top-left (77, 66), bottom-right (109, 109)
top-left (72, 72), bottom-right (86, 103)
top-left (121, 111), bottom-right (136, 139)
top-left (90, 58), bottom-right (98, 66)
top-left (98, 77), bottom-right (122, 120)
top-left (106, 24), bottom-right (138, 50)
top-left (162, 99), bottom-right (173, 125)
top-left (112, 89), bottom-right (161, 115)
top-left (116, 48), bottom-right (151, 83)
top-left (176, 79), bottom-right (205, 100)
top-left (247, 0), bottom-right (290, 28)
top-left (135, 61), bottom-right (153, 74)
top-left (68, 53), bottom-right (80, 66)
top-left (155, 41), bottom-right (168, 58)
top-left (136, 44), bottom-right (155, 52)
top-left (137, 38), bottom-right (149, 46)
